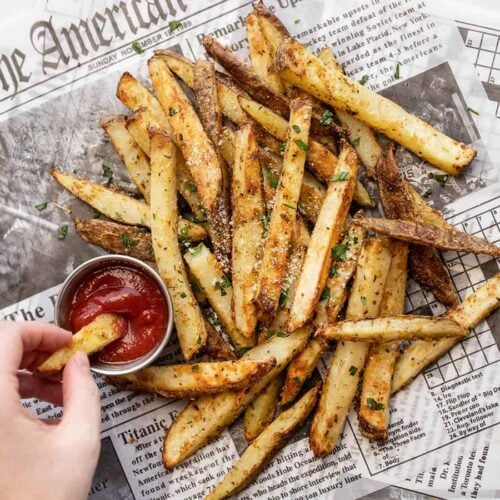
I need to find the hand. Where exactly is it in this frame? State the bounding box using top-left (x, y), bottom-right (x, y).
top-left (0, 321), bottom-right (101, 500)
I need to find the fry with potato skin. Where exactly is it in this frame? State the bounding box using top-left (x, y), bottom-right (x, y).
top-left (149, 129), bottom-right (207, 360)
top-left (231, 124), bottom-right (265, 341)
top-left (163, 326), bottom-right (311, 468)
top-left (206, 383), bottom-right (320, 500)
top-left (107, 358), bottom-right (276, 399)
top-left (288, 142), bottom-right (358, 331)
top-left (203, 319), bottom-right (237, 361)
top-left (310, 238), bottom-right (392, 457)
top-left (256, 98), bottom-right (312, 326)
top-left (275, 37), bottom-right (476, 175)
top-left (392, 273), bottom-right (500, 393)
top-left (36, 314), bottom-right (125, 374)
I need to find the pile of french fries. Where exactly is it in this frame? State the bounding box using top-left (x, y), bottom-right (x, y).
top-left (48, 2), bottom-right (499, 497)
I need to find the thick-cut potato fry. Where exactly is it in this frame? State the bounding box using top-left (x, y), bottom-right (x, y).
top-left (392, 273), bottom-right (500, 393)
top-left (246, 12), bottom-right (284, 94)
top-left (310, 238), bottom-right (392, 457)
top-left (74, 218), bottom-right (205, 261)
top-left (107, 358), bottom-right (276, 399)
top-left (184, 243), bottom-right (251, 348)
top-left (206, 384), bottom-right (320, 500)
top-left (36, 314), bottom-right (125, 374)
top-left (148, 56), bottom-right (221, 214)
top-left (244, 373), bottom-right (284, 442)
top-left (231, 124), bottom-right (265, 340)
top-left (275, 37), bottom-right (476, 175)
top-left (377, 145), bottom-right (458, 306)
top-left (101, 115), bottom-right (151, 201)
top-left (52, 168), bottom-right (150, 226)
top-left (149, 129), bottom-right (207, 360)
top-left (279, 337), bottom-right (326, 406)
top-left (318, 315), bottom-right (466, 342)
top-left (204, 320), bottom-right (237, 361)
top-left (407, 182), bottom-right (454, 230)
top-left (256, 99), bottom-right (311, 326)
top-left (353, 216), bottom-right (500, 257)
top-left (288, 143), bottom-right (358, 331)
top-left (358, 239), bottom-right (407, 440)
top-left (163, 326), bottom-right (311, 467)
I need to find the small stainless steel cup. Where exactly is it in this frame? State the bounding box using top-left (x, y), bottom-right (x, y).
top-left (55, 255), bottom-right (173, 376)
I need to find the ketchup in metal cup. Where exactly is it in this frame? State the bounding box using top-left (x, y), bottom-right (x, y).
top-left (69, 265), bottom-right (168, 363)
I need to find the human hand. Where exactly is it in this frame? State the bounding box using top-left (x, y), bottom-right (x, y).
top-left (0, 321), bottom-right (101, 500)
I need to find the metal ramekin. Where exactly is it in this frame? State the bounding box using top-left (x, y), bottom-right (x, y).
top-left (55, 255), bottom-right (173, 376)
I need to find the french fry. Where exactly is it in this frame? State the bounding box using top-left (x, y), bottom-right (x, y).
top-left (275, 37), bottom-right (476, 175)
top-left (317, 315), bottom-right (466, 342)
top-left (206, 383), bottom-right (320, 500)
top-left (36, 314), bottom-right (126, 374)
top-left (255, 98), bottom-right (311, 326)
top-left (148, 56), bottom-right (222, 214)
top-left (149, 129), bottom-right (207, 360)
top-left (279, 338), bottom-right (326, 406)
top-left (288, 142), bottom-right (358, 331)
top-left (246, 12), bottom-right (284, 94)
top-left (204, 320), bottom-right (237, 361)
top-left (353, 215), bottom-right (500, 257)
top-left (392, 273), bottom-right (500, 393)
top-left (184, 243), bottom-right (252, 348)
top-left (107, 358), bottom-right (276, 399)
top-left (358, 239), bottom-right (407, 440)
top-left (317, 47), bottom-right (382, 178)
top-left (377, 145), bottom-right (458, 306)
top-left (51, 168), bottom-right (150, 226)
top-left (231, 124), bottom-right (265, 340)
top-left (74, 218), bottom-right (206, 261)
top-left (310, 238), bottom-right (392, 457)
top-left (244, 373), bottom-right (284, 442)
top-left (101, 115), bottom-right (151, 201)
top-left (163, 326), bottom-right (311, 467)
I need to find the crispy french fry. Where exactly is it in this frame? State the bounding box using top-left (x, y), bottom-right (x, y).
top-left (184, 243), bottom-right (252, 348)
top-left (256, 98), bottom-right (311, 326)
top-left (108, 358), bottom-right (276, 399)
top-left (36, 314), bottom-right (126, 374)
top-left (231, 124), bottom-right (265, 340)
top-left (353, 215), bottom-right (500, 257)
top-left (52, 168), bottom-right (150, 226)
top-left (204, 320), bottom-right (237, 361)
top-left (244, 373), bottom-right (284, 442)
top-left (246, 12), bottom-right (284, 94)
top-left (275, 37), bottom-right (476, 175)
top-left (149, 129), bottom-right (207, 360)
top-left (288, 142), bottom-right (358, 331)
top-left (74, 218), bottom-right (205, 261)
top-left (148, 56), bottom-right (222, 214)
top-left (206, 383), bottom-right (320, 500)
top-left (279, 337), bottom-right (326, 406)
top-left (163, 326), bottom-right (311, 467)
top-left (392, 273), bottom-right (500, 393)
top-left (310, 238), bottom-right (392, 457)
top-left (101, 115), bottom-right (151, 201)
top-left (377, 145), bottom-right (458, 306)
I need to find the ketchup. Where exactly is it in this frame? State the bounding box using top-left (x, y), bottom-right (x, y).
top-left (69, 265), bottom-right (168, 363)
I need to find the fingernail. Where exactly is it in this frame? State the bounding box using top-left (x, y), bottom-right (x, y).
top-left (73, 351), bottom-right (90, 369)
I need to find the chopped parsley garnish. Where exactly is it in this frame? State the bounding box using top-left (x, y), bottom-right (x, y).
top-left (320, 287), bottom-right (330, 301)
top-left (434, 174), bottom-right (448, 188)
top-left (102, 164), bottom-right (113, 185)
top-left (180, 292), bottom-right (187, 298)
top-left (360, 296), bottom-right (366, 305)
top-left (180, 224), bottom-right (191, 247)
top-left (350, 137), bottom-right (360, 148)
top-left (191, 364), bottom-right (200, 372)
top-left (236, 347), bottom-right (251, 357)
top-left (283, 202), bottom-right (296, 210)
top-left (279, 142), bottom-right (286, 153)
top-left (394, 62), bottom-right (401, 79)
top-left (359, 75), bottom-right (369, 85)
top-left (330, 265), bottom-right (339, 278)
top-left (188, 243), bottom-right (203, 255)
top-left (293, 376), bottom-right (301, 384)
top-left (367, 397), bottom-right (384, 410)
top-left (131, 42), bottom-right (144, 54)
top-left (58, 225), bottom-right (68, 240)
top-left (320, 109), bottom-right (335, 126)
top-left (133, 227), bottom-right (148, 234)
top-left (349, 365), bottom-right (358, 376)
top-left (279, 288), bottom-right (288, 309)
top-left (196, 335), bottom-right (202, 344)
top-left (214, 275), bottom-right (231, 296)
top-left (168, 20), bottom-right (183, 32)
top-left (292, 124), bottom-right (301, 133)
top-left (467, 107), bottom-right (479, 115)
top-left (332, 244), bottom-right (347, 261)
top-left (185, 181), bottom-right (197, 192)
top-left (115, 212), bottom-right (123, 221)
top-left (294, 139), bottom-right (309, 152)
top-left (276, 332), bottom-right (289, 338)
top-left (120, 233), bottom-right (138, 248)
top-left (260, 214), bottom-right (270, 229)
top-left (93, 211), bottom-right (102, 219)
top-left (265, 168), bottom-right (279, 189)
top-left (294, 19), bottom-right (300, 24)
top-left (331, 171), bottom-right (350, 182)
top-left (169, 107), bottom-right (179, 116)
top-left (186, 207), bottom-right (208, 223)
top-left (35, 202), bottom-right (47, 211)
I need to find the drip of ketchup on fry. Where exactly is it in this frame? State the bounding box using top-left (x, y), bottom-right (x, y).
top-left (69, 265), bottom-right (168, 363)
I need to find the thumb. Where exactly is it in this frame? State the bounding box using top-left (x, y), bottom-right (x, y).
top-left (60, 352), bottom-right (101, 443)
